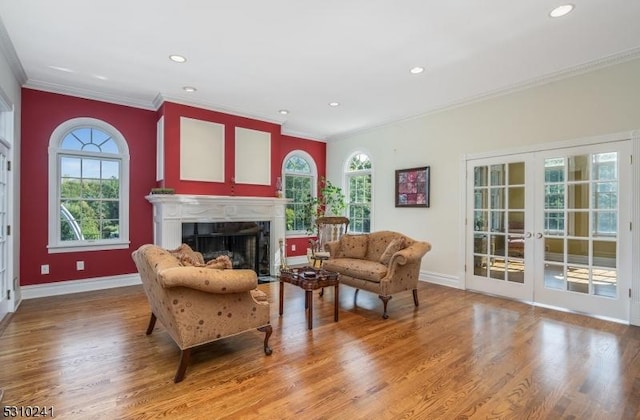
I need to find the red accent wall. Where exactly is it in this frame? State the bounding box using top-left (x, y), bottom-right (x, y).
top-left (20, 89), bottom-right (158, 286)
top-left (158, 103), bottom-right (326, 257)
top-left (159, 102), bottom-right (283, 197)
top-left (20, 91), bottom-right (326, 284)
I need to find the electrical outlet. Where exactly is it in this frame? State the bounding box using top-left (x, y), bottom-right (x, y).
top-left (41, 264), bottom-right (49, 275)
top-left (291, 244), bottom-right (296, 251)
top-left (76, 261), bottom-right (85, 271)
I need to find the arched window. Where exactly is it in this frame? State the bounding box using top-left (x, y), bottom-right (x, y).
top-left (48, 118), bottom-right (130, 253)
top-left (283, 151), bottom-right (317, 235)
top-left (345, 152), bottom-right (372, 233)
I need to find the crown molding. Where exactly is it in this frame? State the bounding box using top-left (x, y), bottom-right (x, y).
top-left (23, 79), bottom-right (157, 110)
top-left (328, 47), bottom-right (640, 142)
top-left (15, 43), bottom-right (640, 143)
top-left (154, 93), bottom-right (285, 126)
top-left (155, 92), bottom-right (325, 141)
top-left (0, 15), bottom-right (27, 85)
top-left (280, 127), bottom-right (326, 142)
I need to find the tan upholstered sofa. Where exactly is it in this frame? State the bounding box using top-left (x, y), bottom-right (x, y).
top-left (322, 231), bottom-right (432, 319)
top-left (132, 244), bottom-right (272, 382)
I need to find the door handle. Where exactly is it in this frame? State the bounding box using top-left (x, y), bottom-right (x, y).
top-left (525, 232), bottom-right (532, 238)
top-left (536, 232), bottom-right (543, 239)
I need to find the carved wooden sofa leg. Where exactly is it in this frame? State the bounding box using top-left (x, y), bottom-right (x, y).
top-left (413, 289), bottom-right (419, 307)
top-left (258, 325), bottom-right (273, 355)
top-left (145, 312), bottom-right (157, 335)
top-left (354, 289), bottom-right (360, 304)
top-left (174, 348), bottom-right (191, 383)
top-left (378, 295), bottom-right (392, 319)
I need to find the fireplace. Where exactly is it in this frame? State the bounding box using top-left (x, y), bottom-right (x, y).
top-left (182, 221), bottom-right (270, 275)
top-left (146, 194), bottom-right (288, 276)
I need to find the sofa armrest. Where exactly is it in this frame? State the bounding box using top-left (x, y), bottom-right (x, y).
top-left (158, 267), bottom-right (258, 294)
top-left (388, 241), bottom-right (432, 268)
top-left (325, 240), bottom-right (341, 257)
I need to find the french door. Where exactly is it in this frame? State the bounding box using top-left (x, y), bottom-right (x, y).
top-left (466, 140), bottom-right (632, 321)
top-left (466, 153), bottom-right (534, 302)
top-left (0, 142), bottom-right (9, 321)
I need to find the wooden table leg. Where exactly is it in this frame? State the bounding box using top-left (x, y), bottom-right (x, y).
top-left (306, 290), bottom-right (313, 330)
top-left (279, 280), bottom-right (284, 316)
top-left (334, 284), bottom-right (339, 322)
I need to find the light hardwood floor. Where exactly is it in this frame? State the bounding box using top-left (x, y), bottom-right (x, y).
top-left (1, 281), bottom-right (639, 419)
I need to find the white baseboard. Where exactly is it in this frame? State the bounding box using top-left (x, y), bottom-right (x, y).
top-left (16, 268), bottom-right (458, 300)
top-left (420, 270), bottom-right (461, 289)
top-left (21, 273), bottom-right (142, 300)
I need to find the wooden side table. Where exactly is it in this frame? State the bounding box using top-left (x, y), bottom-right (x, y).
top-left (279, 267), bottom-right (339, 330)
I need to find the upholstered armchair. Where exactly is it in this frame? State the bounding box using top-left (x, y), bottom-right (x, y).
top-left (132, 244), bottom-right (272, 383)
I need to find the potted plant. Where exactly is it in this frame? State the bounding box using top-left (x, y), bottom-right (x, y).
top-left (302, 177), bottom-right (346, 236)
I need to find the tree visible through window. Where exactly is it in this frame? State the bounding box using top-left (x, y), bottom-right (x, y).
top-left (60, 153), bottom-right (120, 240)
top-left (346, 153), bottom-right (372, 233)
top-left (49, 119), bottom-right (129, 252)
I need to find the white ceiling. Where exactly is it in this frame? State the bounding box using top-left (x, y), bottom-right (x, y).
top-left (1, 1), bottom-right (639, 141)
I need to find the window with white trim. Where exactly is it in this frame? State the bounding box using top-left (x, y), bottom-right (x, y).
top-left (48, 118), bottom-right (130, 253)
top-left (283, 151), bottom-right (317, 235)
top-left (345, 152), bottom-right (372, 233)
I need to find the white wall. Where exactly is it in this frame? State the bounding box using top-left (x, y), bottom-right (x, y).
top-left (0, 38), bottom-right (23, 307)
top-left (327, 58), bottom-right (640, 286)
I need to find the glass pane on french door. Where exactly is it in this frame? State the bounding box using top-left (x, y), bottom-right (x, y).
top-left (543, 154), bottom-right (617, 296)
top-left (467, 155), bottom-right (533, 302)
top-left (536, 143), bottom-right (631, 321)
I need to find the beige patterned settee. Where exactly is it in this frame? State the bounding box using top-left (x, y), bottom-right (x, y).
top-left (322, 231), bottom-right (432, 319)
top-left (132, 244), bottom-right (272, 382)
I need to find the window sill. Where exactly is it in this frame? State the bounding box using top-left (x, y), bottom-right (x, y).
top-left (47, 241), bottom-right (130, 254)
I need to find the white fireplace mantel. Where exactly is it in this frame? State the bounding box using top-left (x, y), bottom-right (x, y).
top-left (146, 194), bottom-right (289, 275)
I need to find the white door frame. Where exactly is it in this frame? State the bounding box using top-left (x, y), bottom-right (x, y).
top-left (0, 89), bottom-right (15, 320)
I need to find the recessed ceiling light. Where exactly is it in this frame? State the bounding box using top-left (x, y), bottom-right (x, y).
top-left (410, 66), bottom-right (425, 74)
top-left (169, 54), bottom-right (187, 63)
top-left (329, 102), bottom-right (340, 107)
top-left (48, 65), bottom-right (74, 73)
top-left (549, 4), bottom-right (574, 18)
top-left (93, 74), bottom-right (108, 80)
top-left (278, 109), bottom-right (289, 115)
top-left (182, 86), bottom-right (197, 92)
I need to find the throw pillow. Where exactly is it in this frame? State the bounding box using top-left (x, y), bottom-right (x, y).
top-left (379, 237), bottom-right (406, 265)
top-left (205, 255), bottom-right (233, 269)
top-left (168, 243), bottom-right (204, 266)
top-left (174, 253), bottom-right (201, 266)
top-left (338, 234), bottom-right (368, 259)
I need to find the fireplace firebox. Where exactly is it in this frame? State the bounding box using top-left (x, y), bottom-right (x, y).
top-left (182, 221), bottom-right (270, 275)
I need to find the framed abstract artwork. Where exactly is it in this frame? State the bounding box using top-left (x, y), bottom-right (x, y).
top-left (395, 166), bottom-right (430, 207)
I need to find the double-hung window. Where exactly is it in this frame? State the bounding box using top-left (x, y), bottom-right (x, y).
top-left (345, 153), bottom-right (372, 233)
top-left (48, 118), bottom-right (129, 253)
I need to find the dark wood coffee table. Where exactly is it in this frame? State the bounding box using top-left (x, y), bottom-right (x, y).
top-left (279, 266), bottom-right (339, 330)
